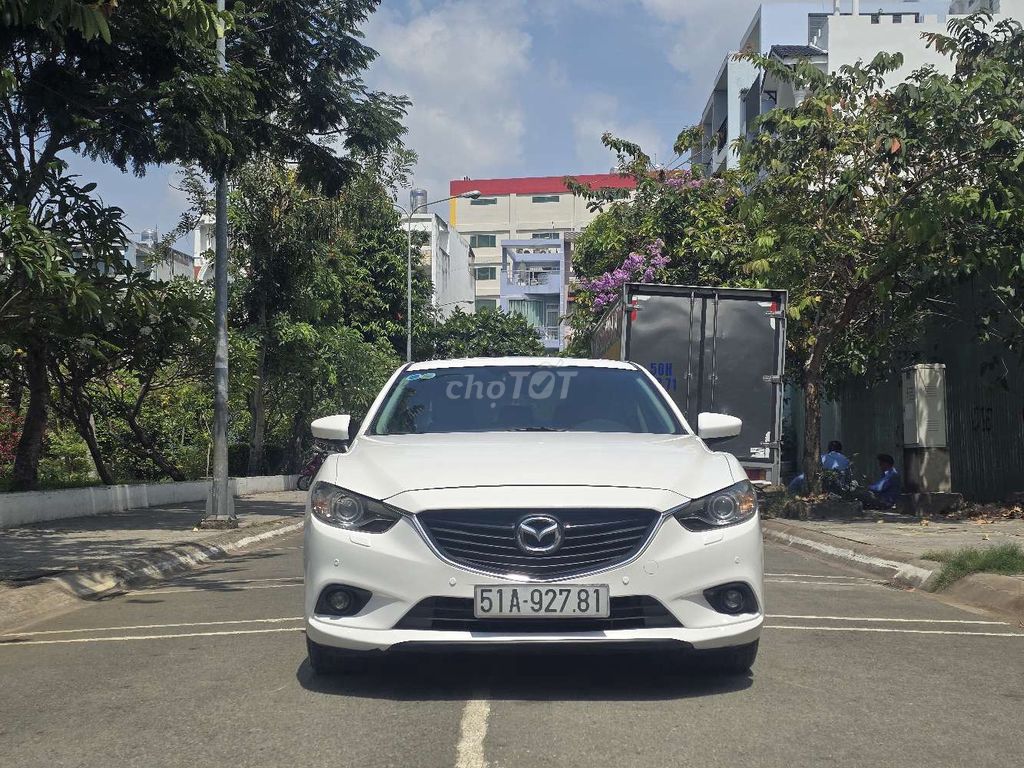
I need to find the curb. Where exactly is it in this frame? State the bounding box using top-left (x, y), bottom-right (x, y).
top-left (763, 519), bottom-right (1024, 620)
top-left (0, 517), bottom-right (304, 634)
top-left (762, 520), bottom-right (940, 589)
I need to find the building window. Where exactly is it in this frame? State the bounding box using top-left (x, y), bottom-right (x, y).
top-left (531, 231), bottom-right (559, 240)
top-left (531, 195), bottom-right (559, 204)
top-left (475, 298), bottom-right (497, 312)
top-left (470, 197), bottom-right (498, 206)
top-left (474, 266), bottom-right (497, 281)
top-left (469, 234), bottom-right (497, 248)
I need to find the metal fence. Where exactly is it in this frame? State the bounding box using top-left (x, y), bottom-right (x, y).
top-left (827, 280), bottom-right (1024, 502)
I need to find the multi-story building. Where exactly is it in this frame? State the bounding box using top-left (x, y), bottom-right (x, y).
top-left (449, 174), bottom-right (636, 311)
top-left (404, 211), bottom-right (476, 318)
top-left (125, 234), bottom-right (195, 281)
top-left (498, 236), bottom-right (568, 351)
top-left (691, 0), bottom-right (1010, 175)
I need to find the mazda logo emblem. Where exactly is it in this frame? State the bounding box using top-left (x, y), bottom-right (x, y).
top-left (515, 515), bottom-right (564, 555)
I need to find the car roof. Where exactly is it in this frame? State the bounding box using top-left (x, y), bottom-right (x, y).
top-left (406, 357), bottom-right (636, 371)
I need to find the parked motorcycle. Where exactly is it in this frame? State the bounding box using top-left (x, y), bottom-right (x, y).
top-left (296, 446), bottom-right (328, 491)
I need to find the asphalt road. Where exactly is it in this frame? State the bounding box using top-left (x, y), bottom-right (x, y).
top-left (2, 531), bottom-right (1022, 768)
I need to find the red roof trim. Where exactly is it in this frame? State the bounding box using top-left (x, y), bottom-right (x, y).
top-left (450, 174), bottom-right (635, 197)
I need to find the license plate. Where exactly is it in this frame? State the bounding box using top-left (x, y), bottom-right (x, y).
top-left (473, 584), bottom-right (610, 618)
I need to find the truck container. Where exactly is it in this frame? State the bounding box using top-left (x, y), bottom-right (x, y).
top-left (592, 283), bottom-right (787, 484)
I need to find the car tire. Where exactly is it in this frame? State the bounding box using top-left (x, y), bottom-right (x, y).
top-left (306, 636), bottom-right (368, 676)
top-left (297, 475), bottom-right (312, 491)
top-left (703, 640), bottom-right (758, 675)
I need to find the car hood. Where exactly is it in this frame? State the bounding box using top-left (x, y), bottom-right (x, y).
top-left (321, 432), bottom-right (738, 503)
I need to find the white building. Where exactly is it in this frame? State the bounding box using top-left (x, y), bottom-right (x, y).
top-left (694, 0), bottom-right (1020, 174)
top-left (448, 174), bottom-right (636, 310)
top-left (192, 213), bottom-right (215, 281)
top-left (124, 240), bottom-right (195, 281)
top-left (404, 212), bottom-right (476, 318)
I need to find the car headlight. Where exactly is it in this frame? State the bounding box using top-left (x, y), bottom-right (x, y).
top-left (310, 482), bottom-right (402, 533)
top-left (672, 480), bottom-right (758, 531)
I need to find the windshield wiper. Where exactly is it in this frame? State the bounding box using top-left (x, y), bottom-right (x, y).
top-left (509, 427), bottom-right (566, 432)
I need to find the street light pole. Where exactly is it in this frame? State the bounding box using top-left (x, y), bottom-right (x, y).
top-left (398, 190), bottom-right (481, 363)
top-left (204, 0), bottom-right (235, 526)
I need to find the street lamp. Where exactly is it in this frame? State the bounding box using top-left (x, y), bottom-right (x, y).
top-left (395, 189), bottom-right (481, 362)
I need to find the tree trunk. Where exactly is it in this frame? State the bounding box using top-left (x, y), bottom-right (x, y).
top-left (288, 407), bottom-right (306, 474)
top-left (10, 342), bottom-right (49, 491)
top-left (124, 411), bottom-right (186, 481)
top-left (802, 376), bottom-right (824, 496)
top-left (77, 407), bottom-right (114, 486)
top-left (247, 317), bottom-right (269, 477)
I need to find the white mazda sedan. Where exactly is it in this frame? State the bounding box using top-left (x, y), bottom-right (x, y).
top-left (303, 357), bottom-right (763, 675)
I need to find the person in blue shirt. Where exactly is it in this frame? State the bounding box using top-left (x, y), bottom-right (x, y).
top-left (866, 453), bottom-right (901, 508)
top-left (788, 441), bottom-right (852, 494)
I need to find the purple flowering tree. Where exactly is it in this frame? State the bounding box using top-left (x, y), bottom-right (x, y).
top-left (577, 239), bottom-right (670, 311)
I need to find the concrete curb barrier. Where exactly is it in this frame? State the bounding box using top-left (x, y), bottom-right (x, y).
top-left (0, 516), bottom-right (304, 635)
top-left (762, 519), bottom-right (1024, 620)
top-left (762, 520), bottom-right (940, 589)
top-left (0, 475), bottom-right (299, 528)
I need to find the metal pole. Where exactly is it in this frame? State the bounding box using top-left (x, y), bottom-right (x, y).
top-left (204, 0), bottom-right (234, 525)
top-left (406, 212), bottom-right (413, 363)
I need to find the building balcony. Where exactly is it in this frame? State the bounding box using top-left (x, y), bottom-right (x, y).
top-left (500, 268), bottom-right (562, 296)
top-left (538, 325), bottom-right (561, 349)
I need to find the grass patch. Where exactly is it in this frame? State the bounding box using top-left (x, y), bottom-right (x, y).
top-left (922, 543), bottom-right (1024, 590)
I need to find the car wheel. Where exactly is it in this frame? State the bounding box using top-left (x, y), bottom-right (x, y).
top-left (702, 640), bottom-right (758, 675)
top-left (306, 636), bottom-right (368, 676)
top-left (297, 475), bottom-right (312, 491)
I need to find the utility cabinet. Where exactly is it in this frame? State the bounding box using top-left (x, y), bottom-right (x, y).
top-left (901, 364), bottom-right (951, 493)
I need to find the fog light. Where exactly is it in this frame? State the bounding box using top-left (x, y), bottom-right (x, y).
top-left (722, 588), bottom-right (745, 613)
top-left (327, 589), bottom-right (352, 613)
top-left (703, 582), bottom-right (758, 615)
top-left (315, 585), bottom-right (372, 617)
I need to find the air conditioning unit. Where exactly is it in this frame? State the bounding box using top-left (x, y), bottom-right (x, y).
top-left (902, 364), bottom-right (947, 448)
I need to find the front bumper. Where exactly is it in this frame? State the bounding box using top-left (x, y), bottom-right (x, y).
top-left (304, 497), bottom-right (764, 653)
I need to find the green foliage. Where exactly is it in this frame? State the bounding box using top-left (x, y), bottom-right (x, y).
top-left (566, 133), bottom-right (751, 355)
top-left (416, 308), bottom-right (545, 360)
top-left (924, 544), bottom-right (1024, 590)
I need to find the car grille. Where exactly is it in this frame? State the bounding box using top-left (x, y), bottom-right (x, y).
top-left (394, 596), bottom-right (681, 632)
top-left (415, 508), bottom-right (661, 580)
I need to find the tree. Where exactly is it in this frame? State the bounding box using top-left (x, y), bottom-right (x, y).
top-left (733, 14), bottom-right (1024, 493)
top-left (416, 308), bottom-right (545, 360)
top-left (566, 133), bottom-right (750, 356)
top-left (1, 0), bottom-right (409, 487)
top-left (228, 158), bottom-right (416, 474)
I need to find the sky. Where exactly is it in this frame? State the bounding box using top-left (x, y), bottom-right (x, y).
top-left (67, 0), bottom-right (841, 253)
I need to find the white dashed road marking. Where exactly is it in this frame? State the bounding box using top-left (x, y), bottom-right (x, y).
top-left (455, 698), bottom-right (491, 768)
top-left (767, 625), bottom-right (1024, 638)
top-left (0, 627), bottom-right (305, 646)
top-left (1, 616), bottom-right (305, 638)
top-left (769, 614), bottom-right (1011, 626)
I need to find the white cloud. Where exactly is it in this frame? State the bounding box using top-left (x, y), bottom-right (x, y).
top-left (364, 0), bottom-right (532, 201)
top-left (638, 0), bottom-right (761, 120)
top-left (572, 93), bottom-right (664, 171)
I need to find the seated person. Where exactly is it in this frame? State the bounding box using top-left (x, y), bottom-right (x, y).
top-left (865, 453), bottom-right (901, 508)
top-left (788, 440), bottom-right (852, 494)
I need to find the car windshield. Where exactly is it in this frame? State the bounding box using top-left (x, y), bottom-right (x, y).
top-left (370, 365), bottom-right (683, 435)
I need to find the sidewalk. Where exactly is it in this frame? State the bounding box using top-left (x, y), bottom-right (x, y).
top-left (0, 491), bottom-right (306, 632)
top-left (770, 513), bottom-right (1024, 561)
top-left (764, 514), bottom-right (1024, 620)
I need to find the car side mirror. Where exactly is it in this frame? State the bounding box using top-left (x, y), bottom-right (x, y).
top-left (697, 412), bottom-right (742, 442)
top-left (311, 414), bottom-right (352, 450)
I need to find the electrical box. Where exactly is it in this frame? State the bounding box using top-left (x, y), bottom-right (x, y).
top-left (902, 364), bottom-right (948, 448)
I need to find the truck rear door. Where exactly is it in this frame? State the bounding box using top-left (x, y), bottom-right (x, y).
top-left (622, 285), bottom-right (786, 482)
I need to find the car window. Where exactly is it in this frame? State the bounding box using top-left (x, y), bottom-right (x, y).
top-left (370, 366), bottom-right (682, 435)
